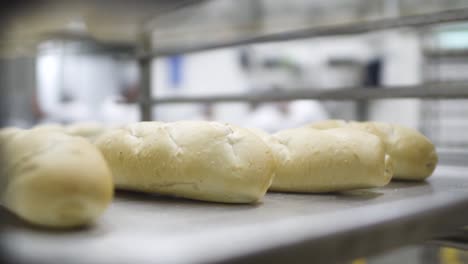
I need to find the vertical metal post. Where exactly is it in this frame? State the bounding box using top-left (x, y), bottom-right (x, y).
top-left (419, 29), bottom-right (431, 138)
top-left (356, 99), bottom-right (368, 121)
top-left (356, 65), bottom-right (368, 121)
top-left (139, 33), bottom-right (153, 121)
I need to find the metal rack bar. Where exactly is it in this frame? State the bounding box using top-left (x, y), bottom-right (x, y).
top-left (138, 34), bottom-right (153, 121)
top-left (149, 8), bottom-right (468, 57)
top-left (137, 83), bottom-right (468, 104)
top-left (424, 49), bottom-right (468, 58)
top-left (135, 8), bottom-right (468, 119)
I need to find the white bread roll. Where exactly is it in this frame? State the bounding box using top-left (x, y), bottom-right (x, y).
top-left (307, 120), bottom-right (438, 181)
top-left (0, 129), bottom-right (113, 228)
top-left (32, 122), bottom-right (109, 142)
top-left (0, 127), bottom-right (21, 138)
top-left (65, 122), bottom-right (109, 142)
top-left (31, 123), bottom-right (64, 132)
top-left (306, 119), bottom-right (347, 130)
top-left (95, 121), bottom-right (275, 203)
top-left (268, 127), bottom-right (393, 192)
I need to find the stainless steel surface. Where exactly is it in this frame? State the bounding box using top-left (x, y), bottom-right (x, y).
top-left (429, 226), bottom-right (468, 251)
top-left (430, 239), bottom-right (468, 251)
top-left (150, 8), bottom-right (468, 57)
top-left (131, 82), bottom-right (468, 105)
top-left (2, 165), bottom-right (468, 264)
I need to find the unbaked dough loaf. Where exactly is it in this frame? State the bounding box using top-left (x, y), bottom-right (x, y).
top-left (95, 121), bottom-right (276, 203)
top-left (307, 120), bottom-right (438, 180)
top-left (0, 128), bottom-right (113, 228)
top-left (268, 127), bottom-right (393, 192)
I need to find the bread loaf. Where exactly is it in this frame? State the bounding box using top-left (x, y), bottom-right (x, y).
top-left (0, 129), bottom-right (113, 228)
top-left (65, 122), bottom-right (108, 142)
top-left (95, 121), bottom-right (276, 203)
top-left (307, 120), bottom-right (438, 180)
top-left (0, 127), bottom-right (21, 138)
top-left (31, 123), bottom-right (64, 132)
top-left (267, 127), bottom-right (393, 192)
top-left (32, 122), bottom-right (108, 142)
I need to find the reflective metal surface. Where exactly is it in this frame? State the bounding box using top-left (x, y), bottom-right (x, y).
top-left (1, 166), bottom-right (468, 264)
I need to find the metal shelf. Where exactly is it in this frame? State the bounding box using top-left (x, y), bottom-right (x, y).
top-left (134, 83), bottom-right (468, 105)
top-left (2, 166), bottom-right (468, 264)
top-left (150, 8), bottom-right (468, 57)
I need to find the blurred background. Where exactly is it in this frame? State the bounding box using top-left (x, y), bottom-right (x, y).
top-left (1, 0), bottom-right (468, 263)
top-left (2, 1), bottom-right (468, 146)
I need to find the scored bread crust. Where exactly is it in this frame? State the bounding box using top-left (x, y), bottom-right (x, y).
top-left (95, 121), bottom-right (276, 203)
top-left (307, 120), bottom-right (438, 180)
top-left (0, 129), bottom-right (113, 228)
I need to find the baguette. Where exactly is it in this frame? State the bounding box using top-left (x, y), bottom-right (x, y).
top-left (32, 122), bottom-right (108, 142)
top-left (65, 122), bottom-right (108, 142)
top-left (95, 121), bottom-right (276, 203)
top-left (266, 127), bottom-right (393, 192)
top-left (0, 129), bottom-right (113, 228)
top-left (307, 120), bottom-right (438, 180)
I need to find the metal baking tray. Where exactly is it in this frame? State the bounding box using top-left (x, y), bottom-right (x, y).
top-left (1, 165), bottom-right (468, 264)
